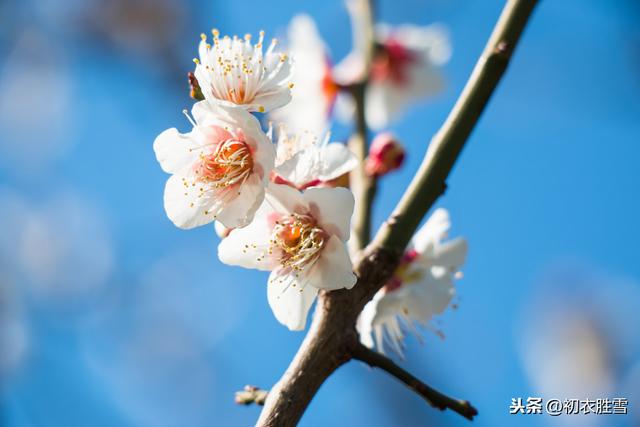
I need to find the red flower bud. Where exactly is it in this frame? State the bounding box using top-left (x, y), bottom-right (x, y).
top-left (365, 132), bottom-right (405, 177)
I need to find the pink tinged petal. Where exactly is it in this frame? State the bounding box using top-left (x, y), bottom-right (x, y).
top-left (153, 128), bottom-right (200, 175)
top-left (265, 182), bottom-right (306, 214)
top-left (245, 126), bottom-right (276, 182)
top-left (431, 237), bottom-right (468, 269)
top-left (196, 102), bottom-right (275, 181)
top-left (306, 235), bottom-right (356, 290)
top-left (163, 174), bottom-right (217, 229)
top-left (317, 143), bottom-right (358, 182)
top-left (303, 187), bottom-right (354, 241)
top-left (215, 173), bottom-right (265, 228)
top-left (217, 202), bottom-right (276, 271)
top-left (267, 270), bottom-right (318, 331)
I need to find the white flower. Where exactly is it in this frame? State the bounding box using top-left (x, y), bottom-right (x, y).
top-left (194, 29), bottom-right (293, 113)
top-left (154, 101), bottom-right (275, 229)
top-left (358, 208), bottom-right (467, 356)
top-left (272, 126), bottom-right (357, 190)
top-left (270, 15), bottom-right (338, 135)
top-left (335, 23), bottom-right (451, 129)
top-left (218, 183), bottom-right (356, 330)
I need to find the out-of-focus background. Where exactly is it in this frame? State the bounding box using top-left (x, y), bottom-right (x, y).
top-left (1, 0), bottom-right (639, 426)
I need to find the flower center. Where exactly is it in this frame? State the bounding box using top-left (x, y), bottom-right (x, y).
top-left (384, 249), bottom-right (422, 293)
top-left (371, 38), bottom-right (418, 84)
top-left (196, 139), bottom-right (253, 188)
top-left (272, 214), bottom-right (326, 272)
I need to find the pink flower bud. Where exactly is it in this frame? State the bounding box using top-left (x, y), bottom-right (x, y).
top-left (365, 132), bottom-right (405, 177)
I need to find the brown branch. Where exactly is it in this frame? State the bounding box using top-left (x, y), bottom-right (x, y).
top-left (352, 344), bottom-right (478, 420)
top-left (348, 82), bottom-right (378, 252)
top-left (347, 0), bottom-right (377, 253)
top-left (257, 1), bottom-right (538, 425)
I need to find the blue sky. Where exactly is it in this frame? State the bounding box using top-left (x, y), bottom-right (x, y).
top-left (1, 0), bottom-right (639, 426)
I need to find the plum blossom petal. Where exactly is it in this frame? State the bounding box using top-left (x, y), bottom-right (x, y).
top-left (306, 235), bottom-right (357, 290)
top-left (410, 207), bottom-right (451, 254)
top-left (163, 174), bottom-right (216, 229)
top-left (428, 237), bottom-right (468, 270)
top-left (153, 128), bottom-right (200, 175)
top-left (215, 173), bottom-right (265, 229)
top-left (267, 271), bottom-right (319, 330)
top-left (217, 203), bottom-right (276, 271)
top-left (303, 187), bottom-right (354, 241)
top-left (316, 143), bottom-right (359, 182)
top-left (194, 30), bottom-right (292, 113)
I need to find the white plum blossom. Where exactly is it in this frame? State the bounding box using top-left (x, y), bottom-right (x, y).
top-left (194, 29), bottom-right (293, 113)
top-left (270, 15), bottom-right (338, 135)
top-left (335, 23), bottom-right (451, 129)
top-left (154, 101), bottom-right (275, 229)
top-left (358, 208), bottom-right (467, 356)
top-left (272, 126), bottom-right (357, 190)
top-left (218, 183), bottom-right (356, 330)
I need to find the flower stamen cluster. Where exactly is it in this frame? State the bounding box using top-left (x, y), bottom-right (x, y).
top-left (272, 214), bottom-right (326, 274)
top-left (195, 139), bottom-right (254, 189)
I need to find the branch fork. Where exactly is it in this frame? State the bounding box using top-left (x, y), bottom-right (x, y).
top-left (253, 1), bottom-right (539, 425)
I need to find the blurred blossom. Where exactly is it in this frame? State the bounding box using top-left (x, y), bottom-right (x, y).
top-left (358, 208), bottom-right (467, 356)
top-left (0, 279), bottom-right (29, 378)
top-left (518, 265), bottom-right (640, 426)
top-left (335, 23), bottom-right (451, 129)
top-left (0, 28), bottom-right (71, 177)
top-left (0, 188), bottom-right (113, 303)
top-left (271, 14), bottom-right (337, 135)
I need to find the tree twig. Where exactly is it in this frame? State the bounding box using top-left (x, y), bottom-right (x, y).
top-left (372, 0), bottom-right (538, 251)
top-left (348, 82), bottom-right (378, 252)
top-left (346, 0), bottom-right (377, 253)
top-left (352, 344), bottom-right (478, 420)
top-left (257, 1), bottom-right (538, 425)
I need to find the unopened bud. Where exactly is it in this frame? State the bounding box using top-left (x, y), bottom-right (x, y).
top-left (365, 132), bottom-right (405, 177)
top-left (215, 221), bottom-right (232, 238)
top-left (188, 71), bottom-right (204, 100)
